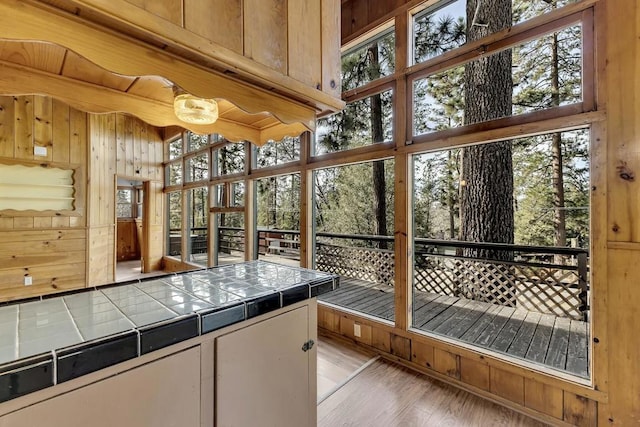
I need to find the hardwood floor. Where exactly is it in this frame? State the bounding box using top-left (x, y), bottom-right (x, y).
top-left (317, 335), bottom-right (547, 427)
top-left (317, 332), bottom-right (376, 401)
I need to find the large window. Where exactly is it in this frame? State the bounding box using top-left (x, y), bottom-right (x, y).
top-left (255, 137), bottom-right (300, 168)
top-left (187, 187), bottom-right (208, 266)
top-left (412, 0), bottom-right (581, 65)
top-left (256, 174), bottom-right (301, 267)
top-left (314, 160), bottom-right (395, 322)
top-left (411, 129), bottom-right (591, 378)
top-left (342, 29), bottom-right (395, 91)
top-left (412, 23), bottom-right (583, 136)
top-left (167, 191), bottom-right (182, 257)
top-left (315, 90), bottom-right (393, 155)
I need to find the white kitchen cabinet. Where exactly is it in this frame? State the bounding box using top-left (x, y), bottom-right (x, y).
top-left (215, 304), bottom-right (317, 427)
top-left (0, 347), bottom-right (201, 427)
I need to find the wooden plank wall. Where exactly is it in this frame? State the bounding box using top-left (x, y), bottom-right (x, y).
top-left (0, 95), bottom-right (88, 301)
top-left (87, 113), bottom-right (164, 286)
top-left (597, 1), bottom-right (640, 425)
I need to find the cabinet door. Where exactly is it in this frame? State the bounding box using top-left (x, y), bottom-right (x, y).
top-left (216, 306), bottom-right (311, 427)
top-left (0, 348), bottom-right (201, 427)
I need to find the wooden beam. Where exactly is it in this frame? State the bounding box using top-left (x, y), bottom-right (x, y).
top-left (0, 60), bottom-right (307, 145)
top-left (0, 0), bottom-right (317, 130)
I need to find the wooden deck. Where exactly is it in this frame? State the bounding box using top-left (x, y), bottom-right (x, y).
top-left (318, 278), bottom-right (589, 379)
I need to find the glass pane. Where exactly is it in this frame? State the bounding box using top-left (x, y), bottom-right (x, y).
top-left (257, 174), bottom-right (301, 267)
top-left (314, 160), bottom-right (395, 322)
top-left (412, 0), bottom-right (580, 65)
top-left (315, 90), bottom-right (393, 155)
top-left (215, 212), bottom-right (245, 266)
top-left (117, 189), bottom-right (132, 204)
top-left (186, 153), bottom-right (209, 182)
top-left (413, 0), bottom-right (466, 64)
top-left (342, 30), bottom-right (395, 92)
top-left (413, 24), bottom-right (582, 136)
top-left (212, 182), bottom-right (244, 208)
top-left (169, 137), bottom-right (182, 160)
top-left (214, 143), bottom-right (245, 176)
top-left (187, 132), bottom-right (209, 152)
top-left (513, 0), bottom-right (580, 25)
top-left (168, 162), bottom-right (182, 185)
top-left (411, 128), bottom-right (590, 379)
top-left (188, 187), bottom-right (209, 266)
top-left (256, 137), bottom-right (301, 168)
top-left (167, 191), bottom-right (182, 257)
top-left (117, 203), bottom-right (132, 218)
top-left (231, 182), bottom-right (245, 207)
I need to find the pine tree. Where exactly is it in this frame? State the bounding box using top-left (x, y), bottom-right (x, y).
top-left (459, 0), bottom-right (514, 264)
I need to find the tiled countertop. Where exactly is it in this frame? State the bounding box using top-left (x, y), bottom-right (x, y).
top-left (0, 261), bottom-right (338, 403)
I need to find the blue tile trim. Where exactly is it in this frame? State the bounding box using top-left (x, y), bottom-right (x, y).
top-left (246, 293), bottom-right (281, 319)
top-left (281, 284), bottom-right (310, 307)
top-left (56, 331), bottom-right (138, 383)
top-left (310, 279), bottom-right (335, 297)
top-left (139, 315), bottom-right (199, 355)
top-left (200, 304), bottom-right (246, 334)
top-left (0, 355), bottom-right (53, 403)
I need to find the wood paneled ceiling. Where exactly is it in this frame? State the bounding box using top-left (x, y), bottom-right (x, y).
top-left (0, 40), bottom-right (308, 145)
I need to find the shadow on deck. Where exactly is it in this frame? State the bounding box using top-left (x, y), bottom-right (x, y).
top-left (318, 277), bottom-right (589, 379)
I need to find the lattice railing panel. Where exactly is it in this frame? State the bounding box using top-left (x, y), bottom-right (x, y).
top-left (414, 254), bottom-right (586, 320)
top-left (316, 243), bottom-right (395, 286)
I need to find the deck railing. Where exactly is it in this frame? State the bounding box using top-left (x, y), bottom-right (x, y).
top-left (414, 239), bottom-right (589, 321)
top-left (168, 228), bottom-right (589, 321)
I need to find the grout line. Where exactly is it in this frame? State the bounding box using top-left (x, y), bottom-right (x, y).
top-left (61, 297), bottom-right (85, 342)
top-left (14, 305), bottom-right (20, 360)
top-left (317, 355), bottom-right (380, 405)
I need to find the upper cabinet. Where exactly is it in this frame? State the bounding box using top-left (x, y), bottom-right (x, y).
top-left (33, 0), bottom-right (343, 111)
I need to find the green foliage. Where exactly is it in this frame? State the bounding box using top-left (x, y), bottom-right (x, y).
top-left (256, 174), bottom-right (301, 231)
top-left (315, 160), bottom-right (394, 239)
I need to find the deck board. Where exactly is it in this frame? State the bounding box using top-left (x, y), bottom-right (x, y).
top-left (507, 311), bottom-right (542, 358)
top-left (441, 300), bottom-right (494, 339)
top-left (566, 320), bottom-right (589, 377)
top-left (318, 278), bottom-right (589, 378)
top-left (525, 313), bottom-right (556, 364)
top-left (489, 309), bottom-right (528, 352)
top-left (414, 295), bottom-right (459, 326)
top-left (425, 298), bottom-right (473, 331)
top-left (459, 303), bottom-right (504, 343)
top-left (473, 306), bottom-right (516, 347)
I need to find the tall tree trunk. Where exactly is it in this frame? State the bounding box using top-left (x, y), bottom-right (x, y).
top-left (550, 30), bottom-right (567, 255)
top-left (447, 151), bottom-right (457, 239)
top-left (460, 0), bottom-right (514, 303)
top-left (368, 44), bottom-right (388, 249)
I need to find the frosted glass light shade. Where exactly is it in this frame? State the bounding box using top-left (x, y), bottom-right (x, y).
top-left (174, 94), bottom-right (219, 125)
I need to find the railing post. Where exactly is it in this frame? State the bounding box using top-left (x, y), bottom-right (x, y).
top-left (577, 252), bottom-right (589, 321)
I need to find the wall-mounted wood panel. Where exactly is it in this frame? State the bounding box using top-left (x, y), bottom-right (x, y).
top-left (288, 0), bottom-right (321, 89)
top-left (0, 229), bottom-right (86, 301)
top-left (322, 0), bottom-right (342, 99)
top-left (0, 95), bottom-right (88, 302)
top-left (184, 0), bottom-right (243, 54)
top-left (124, 0), bottom-right (182, 26)
top-left (243, 0), bottom-right (288, 74)
top-left (87, 113), bottom-right (164, 285)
